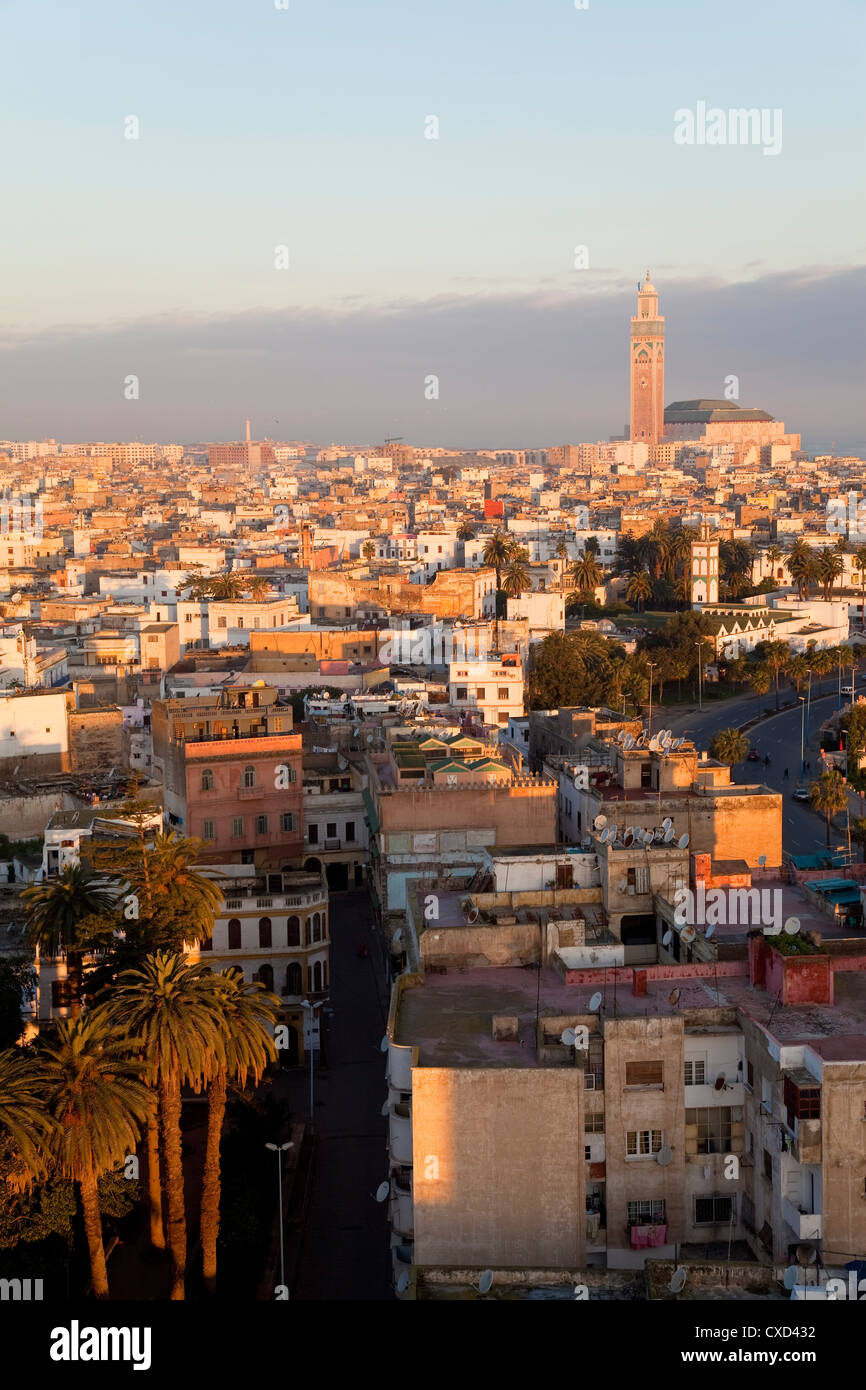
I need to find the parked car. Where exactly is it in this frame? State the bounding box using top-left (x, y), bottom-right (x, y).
top-left (746, 749), bottom-right (761, 762)
top-left (793, 784), bottom-right (809, 801)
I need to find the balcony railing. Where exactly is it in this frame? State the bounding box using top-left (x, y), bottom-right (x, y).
top-left (782, 1198), bottom-right (823, 1241)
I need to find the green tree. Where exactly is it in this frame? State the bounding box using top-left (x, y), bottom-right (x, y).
top-left (502, 548), bottom-right (531, 598)
top-left (244, 574), bottom-right (270, 601)
top-left (571, 553), bottom-right (604, 596)
top-left (102, 953), bottom-right (227, 1300)
top-left (853, 546), bottom-right (866, 622)
top-left (755, 639), bottom-right (790, 712)
top-left (527, 631), bottom-right (627, 710)
top-left (200, 970), bottom-right (280, 1295)
top-left (709, 727), bottom-right (750, 767)
top-left (0, 957), bottom-right (36, 1050)
top-left (22, 867), bottom-right (116, 1019)
top-left (787, 540), bottom-right (816, 600)
top-left (41, 1014), bottom-right (151, 1298)
top-left (625, 570), bottom-right (653, 612)
top-left (0, 1047), bottom-right (54, 1186)
top-left (809, 769), bottom-right (848, 848)
top-left (207, 571), bottom-right (247, 600)
top-left (457, 521), bottom-right (476, 542)
top-left (361, 540), bottom-right (376, 561)
top-left (816, 546), bottom-right (844, 600)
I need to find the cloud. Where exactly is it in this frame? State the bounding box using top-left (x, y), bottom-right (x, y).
top-left (0, 266), bottom-right (862, 452)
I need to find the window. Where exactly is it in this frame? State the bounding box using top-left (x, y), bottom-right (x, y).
top-left (286, 915), bottom-right (301, 947)
top-left (308, 825), bottom-right (319, 845)
top-left (345, 821), bottom-right (356, 841)
top-left (202, 819), bottom-right (215, 840)
top-left (326, 823), bottom-right (337, 838)
top-left (313, 912), bottom-right (321, 942)
top-left (746, 1060), bottom-right (754, 1090)
top-left (695, 1196), bottom-right (734, 1225)
top-left (684, 1059), bottom-right (706, 1086)
top-left (585, 1111), bottom-right (605, 1133)
top-left (237, 617), bottom-right (244, 629)
top-left (201, 769), bottom-right (214, 791)
top-left (626, 1129), bottom-right (663, 1157)
top-left (259, 917), bottom-right (272, 948)
top-left (256, 814), bottom-right (269, 835)
top-left (784, 1079), bottom-right (821, 1127)
top-left (497, 686), bottom-right (509, 699)
top-left (51, 978), bottom-right (73, 1010)
top-left (280, 812), bottom-right (296, 832)
top-left (686, 1106), bottom-right (739, 1154)
top-left (232, 816), bottom-right (244, 838)
top-left (584, 1145), bottom-right (591, 1161)
top-left (627, 1199), bottom-right (665, 1225)
top-left (475, 687), bottom-right (486, 700)
top-left (640, 761), bottom-right (652, 788)
top-left (625, 1061), bottom-right (663, 1088)
top-left (200, 936), bottom-right (213, 951)
top-left (456, 686), bottom-right (467, 701)
top-left (243, 765), bottom-right (256, 788)
top-left (285, 961), bottom-right (302, 995)
top-left (217, 616), bottom-right (227, 628)
top-left (228, 918), bottom-right (242, 950)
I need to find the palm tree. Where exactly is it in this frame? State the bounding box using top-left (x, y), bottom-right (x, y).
top-left (456, 521), bottom-right (476, 542)
top-left (200, 970), bottom-right (280, 1294)
top-left (361, 540), bottom-right (376, 562)
top-left (23, 866), bottom-right (116, 1018)
top-left (709, 727), bottom-right (750, 768)
top-left (103, 953), bottom-right (227, 1300)
top-left (786, 654), bottom-right (810, 693)
top-left (851, 816), bottom-right (866, 863)
top-left (571, 553), bottom-right (603, 597)
top-left (759, 639), bottom-right (791, 712)
top-left (0, 1047), bottom-right (54, 1186)
top-left (502, 551), bottom-right (531, 598)
top-left (182, 569), bottom-right (212, 601)
top-left (809, 769), bottom-right (848, 848)
top-left (816, 546), bottom-right (844, 600)
top-left (207, 571), bottom-right (247, 601)
top-left (41, 1014), bottom-right (151, 1298)
top-left (787, 540), bottom-right (816, 600)
top-left (481, 531), bottom-right (511, 592)
top-left (766, 544), bottom-right (784, 583)
top-left (244, 574), bottom-right (270, 602)
top-left (748, 663), bottom-right (772, 708)
top-left (626, 570), bottom-right (653, 612)
top-left (134, 833), bottom-right (223, 950)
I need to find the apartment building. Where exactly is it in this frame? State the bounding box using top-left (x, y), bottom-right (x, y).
top-left (302, 752), bottom-right (367, 891)
top-left (447, 657), bottom-right (525, 729)
top-left (152, 684), bottom-right (303, 869)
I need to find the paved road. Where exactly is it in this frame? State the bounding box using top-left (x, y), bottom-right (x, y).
top-left (655, 680), bottom-right (866, 858)
top-left (281, 891), bottom-right (392, 1301)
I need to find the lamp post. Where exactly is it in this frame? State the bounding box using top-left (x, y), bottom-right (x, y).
top-left (300, 997), bottom-right (329, 1121)
top-left (799, 696), bottom-right (806, 778)
top-left (265, 1140), bottom-right (294, 1292)
top-left (695, 641), bottom-right (704, 713)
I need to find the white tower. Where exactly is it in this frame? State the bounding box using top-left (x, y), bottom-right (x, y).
top-left (691, 522), bottom-right (719, 606)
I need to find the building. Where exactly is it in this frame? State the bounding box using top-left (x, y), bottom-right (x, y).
top-left (630, 272), bottom-right (665, 445)
top-left (447, 657), bottom-right (524, 729)
top-left (663, 400), bottom-right (800, 453)
top-left (302, 751), bottom-right (368, 891)
top-left (690, 522), bottom-right (720, 605)
top-left (152, 684), bottom-right (303, 868)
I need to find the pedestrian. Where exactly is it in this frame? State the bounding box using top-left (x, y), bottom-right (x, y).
top-left (784, 767), bottom-right (789, 779)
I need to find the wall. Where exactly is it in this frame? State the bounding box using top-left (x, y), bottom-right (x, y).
top-left (67, 708), bottom-right (125, 773)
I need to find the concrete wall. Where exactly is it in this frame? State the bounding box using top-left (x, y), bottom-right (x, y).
top-left (67, 708), bottom-right (125, 773)
top-left (412, 1067), bottom-right (584, 1268)
top-left (821, 1059), bottom-right (866, 1266)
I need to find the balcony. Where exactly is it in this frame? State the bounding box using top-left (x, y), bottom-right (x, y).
top-left (782, 1198), bottom-right (823, 1241)
top-left (388, 1107), bottom-right (413, 1166)
top-left (390, 1186), bottom-right (414, 1237)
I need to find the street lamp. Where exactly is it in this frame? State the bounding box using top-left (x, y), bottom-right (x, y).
top-left (695, 641), bottom-right (704, 713)
top-left (300, 997), bottom-right (329, 1122)
top-left (265, 1140), bottom-right (294, 1292)
top-left (799, 696), bottom-right (806, 778)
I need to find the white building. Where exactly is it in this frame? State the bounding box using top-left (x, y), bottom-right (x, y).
top-left (448, 658), bottom-right (524, 729)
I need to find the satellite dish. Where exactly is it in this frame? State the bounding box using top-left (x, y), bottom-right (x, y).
top-left (561, 1027), bottom-right (577, 1047)
top-left (714, 1072), bottom-right (726, 1090)
top-left (393, 929), bottom-right (403, 944)
top-left (796, 1244), bottom-right (817, 1267)
top-left (617, 879), bottom-right (628, 892)
top-left (380, 1099), bottom-right (390, 1116)
top-left (657, 1146), bottom-right (673, 1167)
top-left (758, 854), bottom-right (767, 867)
top-left (653, 828), bottom-right (665, 843)
top-left (467, 907), bottom-right (479, 923)
top-left (366, 734), bottom-right (374, 744)
top-left (322, 692), bottom-right (330, 700)
top-left (681, 925), bottom-right (696, 945)
top-left (353, 727), bottom-right (360, 736)
top-left (664, 826), bottom-right (675, 843)
top-left (375, 1181), bottom-right (390, 1202)
top-left (380, 1034), bottom-right (389, 1053)
top-left (600, 827), bottom-right (612, 844)
top-left (609, 824), bottom-right (619, 842)
top-left (624, 734), bottom-right (635, 750)
top-left (589, 991), bottom-right (603, 1012)
top-left (649, 737), bottom-right (660, 752)
top-left (672, 738), bottom-right (684, 750)
top-left (783, 1266), bottom-right (799, 1291)
top-left (784, 916), bottom-right (801, 935)
top-left (593, 814), bottom-right (607, 831)
top-left (396, 1272), bottom-right (410, 1294)
top-left (662, 930), bottom-right (673, 947)
top-left (623, 831), bottom-right (634, 848)
top-left (669, 987), bottom-right (681, 1006)
top-left (478, 1270), bottom-right (494, 1296)
top-left (678, 833), bottom-right (690, 849)
top-left (662, 817), bottom-right (673, 830)
top-left (669, 1267), bottom-right (687, 1295)
top-left (340, 693), bottom-right (348, 702)
top-left (705, 923), bottom-right (716, 939)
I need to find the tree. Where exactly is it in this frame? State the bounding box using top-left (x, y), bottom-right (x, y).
top-left (0, 1047), bottom-right (54, 1186)
top-left (481, 532), bottom-right (511, 591)
top-left (854, 546), bottom-right (866, 623)
top-left (787, 540), bottom-right (816, 600)
top-left (103, 953), bottom-right (228, 1300)
top-left (766, 544), bottom-right (784, 582)
top-left (850, 816), bottom-right (866, 863)
top-left (709, 727), bottom-right (750, 767)
top-left (625, 570), bottom-right (653, 612)
top-left (22, 867), bottom-right (116, 1018)
top-left (0, 956), bottom-right (36, 1050)
top-left (244, 574), bottom-right (270, 602)
top-left (200, 971), bottom-right (280, 1294)
top-left (571, 553), bottom-right (603, 597)
top-left (527, 631), bottom-right (627, 710)
top-left (786, 654), bottom-right (811, 693)
top-left (207, 572), bottom-right (247, 601)
top-left (361, 540), bottom-right (376, 561)
top-left (41, 1014), bottom-right (151, 1298)
top-left (816, 546), bottom-right (844, 600)
top-left (502, 551), bottom-right (531, 598)
top-left (748, 663), bottom-right (772, 705)
top-left (457, 521), bottom-right (476, 542)
top-left (755, 639), bottom-right (790, 712)
top-left (809, 769), bottom-right (848, 848)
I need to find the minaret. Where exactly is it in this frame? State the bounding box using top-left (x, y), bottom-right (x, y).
top-left (629, 271), bottom-right (665, 444)
top-left (691, 522), bottom-right (719, 606)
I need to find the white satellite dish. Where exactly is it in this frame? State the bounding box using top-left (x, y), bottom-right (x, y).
top-left (672, 738), bottom-right (684, 750)
top-left (478, 1270), bottom-right (494, 1296)
top-left (600, 827), bottom-right (612, 844)
top-left (322, 692), bottom-right (330, 700)
top-left (340, 693), bottom-right (348, 702)
top-left (669, 1267), bottom-right (687, 1295)
top-left (705, 923), bottom-right (716, 939)
top-left (375, 1181), bottom-right (390, 1202)
top-left (678, 833), bottom-right (690, 849)
top-left (396, 1271), bottom-right (410, 1294)
top-left (624, 734), bottom-right (635, 750)
top-left (561, 1027), bottom-right (577, 1047)
top-left (593, 814), bottom-right (607, 831)
top-left (758, 854), bottom-right (767, 867)
top-left (681, 924), bottom-right (697, 945)
top-left (664, 826), bottom-right (675, 843)
top-left (784, 916), bottom-right (801, 935)
top-left (380, 1034), bottom-right (389, 1053)
top-left (649, 736), bottom-right (660, 752)
top-left (380, 1099), bottom-right (390, 1116)
top-left (669, 987), bottom-right (681, 1006)
top-left (662, 930), bottom-right (673, 947)
top-left (623, 831), bottom-right (634, 848)
top-left (366, 734), bottom-right (374, 744)
top-left (589, 991), bottom-right (603, 1012)
top-left (657, 1146), bottom-right (673, 1167)
top-left (783, 1266), bottom-right (799, 1291)
top-left (609, 824), bottom-right (619, 842)
top-left (662, 817), bottom-right (673, 830)
top-left (393, 929), bottom-right (403, 944)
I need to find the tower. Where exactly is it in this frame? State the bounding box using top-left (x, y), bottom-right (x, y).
top-left (690, 522), bottom-right (719, 606)
top-left (629, 271), bottom-right (665, 444)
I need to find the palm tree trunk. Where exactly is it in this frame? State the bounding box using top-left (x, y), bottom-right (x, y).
top-left (146, 1102), bottom-right (165, 1249)
top-left (79, 1166), bottom-right (110, 1298)
top-left (201, 1071), bottom-right (228, 1296)
top-left (826, 811), bottom-right (831, 849)
top-left (68, 952), bottom-right (83, 1021)
top-left (159, 1074), bottom-right (187, 1300)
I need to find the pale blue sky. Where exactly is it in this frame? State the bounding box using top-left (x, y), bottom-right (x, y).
top-left (0, 0), bottom-right (863, 444)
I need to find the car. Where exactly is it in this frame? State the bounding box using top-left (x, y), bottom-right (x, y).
top-left (793, 785), bottom-right (809, 801)
top-left (746, 749), bottom-right (761, 762)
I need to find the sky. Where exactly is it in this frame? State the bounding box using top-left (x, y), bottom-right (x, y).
top-left (0, 0), bottom-right (863, 449)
